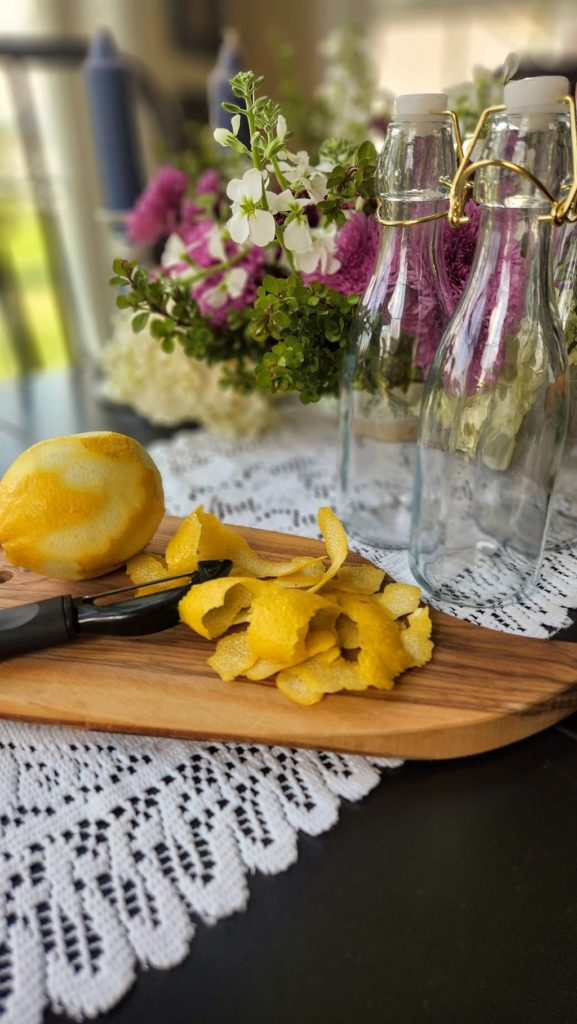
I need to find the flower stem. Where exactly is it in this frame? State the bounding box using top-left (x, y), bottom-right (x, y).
top-left (275, 224), bottom-right (295, 272)
top-left (242, 84), bottom-right (296, 273)
top-left (245, 90), bottom-right (262, 171)
top-left (270, 154), bottom-right (291, 190)
top-left (186, 250), bottom-right (245, 284)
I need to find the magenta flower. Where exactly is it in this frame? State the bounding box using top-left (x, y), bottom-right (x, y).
top-left (468, 210), bottom-right (526, 389)
top-left (181, 219), bottom-right (224, 268)
top-left (196, 169), bottom-right (221, 196)
top-left (160, 217), bottom-right (268, 328)
top-left (126, 167), bottom-right (189, 245)
top-left (179, 199), bottom-right (204, 232)
top-left (442, 200), bottom-right (480, 303)
top-left (403, 231), bottom-right (452, 376)
top-left (305, 212), bottom-right (380, 296)
top-left (192, 246), bottom-right (267, 327)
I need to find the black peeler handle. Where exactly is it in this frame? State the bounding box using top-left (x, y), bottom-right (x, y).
top-left (0, 558), bottom-right (233, 661)
top-left (0, 595), bottom-right (77, 659)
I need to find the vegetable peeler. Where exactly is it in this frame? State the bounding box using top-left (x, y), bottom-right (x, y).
top-left (0, 559), bottom-right (232, 660)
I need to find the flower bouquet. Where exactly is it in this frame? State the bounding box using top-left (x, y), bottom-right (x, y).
top-left (103, 35), bottom-right (501, 436)
top-left (107, 73), bottom-right (380, 420)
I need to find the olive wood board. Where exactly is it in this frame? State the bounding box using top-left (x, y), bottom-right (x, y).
top-left (0, 516), bottom-right (576, 760)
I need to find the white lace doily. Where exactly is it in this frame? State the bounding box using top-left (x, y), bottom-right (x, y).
top-left (2, 402), bottom-right (577, 1024)
top-left (152, 403), bottom-right (577, 639)
top-left (0, 724), bottom-right (389, 1024)
top-left (0, 405), bottom-right (401, 1024)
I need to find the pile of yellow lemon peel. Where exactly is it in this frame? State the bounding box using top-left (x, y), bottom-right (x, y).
top-left (126, 506), bottom-right (434, 706)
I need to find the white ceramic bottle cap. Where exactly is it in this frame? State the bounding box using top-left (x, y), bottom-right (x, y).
top-left (394, 93), bottom-right (448, 118)
top-left (504, 76), bottom-right (569, 113)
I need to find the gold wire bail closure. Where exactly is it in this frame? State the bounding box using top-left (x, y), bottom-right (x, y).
top-left (376, 108), bottom-right (465, 228)
top-left (557, 94), bottom-right (577, 221)
top-left (448, 96), bottom-right (577, 227)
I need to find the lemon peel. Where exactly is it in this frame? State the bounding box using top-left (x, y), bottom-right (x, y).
top-left (147, 506), bottom-right (434, 705)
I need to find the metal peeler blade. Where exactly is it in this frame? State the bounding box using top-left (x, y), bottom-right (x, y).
top-left (0, 559), bottom-right (233, 659)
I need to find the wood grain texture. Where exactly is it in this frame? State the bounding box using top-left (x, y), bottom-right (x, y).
top-left (0, 516), bottom-right (576, 759)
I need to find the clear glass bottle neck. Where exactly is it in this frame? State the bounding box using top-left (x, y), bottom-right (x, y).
top-left (474, 110), bottom-right (572, 210)
top-left (364, 212), bottom-right (454, 325)
top-left (376, 119), bottom-right (456, 202)
top-left (378, 197), bottom-right (450, 221)
top-left (467, 207), bottom-right (554, 290)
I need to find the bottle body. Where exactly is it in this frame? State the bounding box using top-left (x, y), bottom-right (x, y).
top-left (338, 209), bottom-right (452, 546)
top-left (548, 221), bottom-right (577, 547)
top-left (410, 208), bottom-right (568, 605)
top-left (338, 101), bottom-right (456, 548)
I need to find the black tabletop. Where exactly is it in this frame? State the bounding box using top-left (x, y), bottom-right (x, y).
top-left (3, 368), bottom-right (577, 1024)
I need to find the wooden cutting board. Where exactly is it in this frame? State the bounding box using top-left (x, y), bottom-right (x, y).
top-left (0, 516), bottom-right (576, 760)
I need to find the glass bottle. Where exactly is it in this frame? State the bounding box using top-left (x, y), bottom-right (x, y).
top-left (410, 77), bottom-right (572, 607)
top-left (337, 94), bottom-right (457, 548)
top-left (548, 217), bottom-right (577, 547)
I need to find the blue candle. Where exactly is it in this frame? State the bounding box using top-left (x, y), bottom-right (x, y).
top-left (83, 27), bottom-right (143, 213)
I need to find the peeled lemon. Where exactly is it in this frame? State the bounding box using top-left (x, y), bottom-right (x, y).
top-left (0, 431), bottom-right (165, 580)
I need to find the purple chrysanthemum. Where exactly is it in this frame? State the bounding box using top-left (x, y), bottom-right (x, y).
top-left (468, 210), bottom-right (526, 389)
top-left (126, 167), bottom-right (189, 245)
top-left (178, 199), bottom-right (204, 232)
top-left (196, 169), bottom-right (221, 196)
top-left (305, 212), bottom-right (380, 296)
top-left (181, 219), bottom-right (222, 268)
top-left (442, 200), bottom-right (481, 303)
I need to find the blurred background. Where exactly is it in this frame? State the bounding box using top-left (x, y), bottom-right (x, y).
top-left (1, 0), bottom-right (576, 381)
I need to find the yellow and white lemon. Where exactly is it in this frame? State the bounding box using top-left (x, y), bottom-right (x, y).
top-left (0, 431), bottom-right (164, 580)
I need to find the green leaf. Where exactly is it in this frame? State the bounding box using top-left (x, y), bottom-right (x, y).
top-left (112, 257), bottom-right (133, 275)
top-left (262, 275), bottom-right (282, 295)
top-left (115, 294), bottom-right (132, 310)
top-left (271, 310), bottom-right (291, 330)
top-left (356, 139), bottom-right (377, 163)
top-left (132, 311), bottom-right (150, 333)
top-left (150, 318), bottom-right (167, 339)
top-left (227, 136), bottom-right (249, 155)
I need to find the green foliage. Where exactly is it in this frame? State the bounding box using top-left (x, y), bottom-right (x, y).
top-left (109, 45), bottom-right (382, 404)
top-left (110, 261), bottom-right (360, 402)
top-left (318, 140), bottom-right (377, 225)
top-left (565, 311), bottom-right (577, 362)
top-left (248, 275), bottom-right (359, 401)
top-left (447, 55), bottom-right (517, 137)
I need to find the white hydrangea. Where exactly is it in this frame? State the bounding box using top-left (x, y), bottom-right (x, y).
top-left (100, 311), bottom-right (276, 438)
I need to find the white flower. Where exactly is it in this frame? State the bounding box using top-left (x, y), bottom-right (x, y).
top-left (276, 150), bottom-right (328, 203)
top-left (276, 114), bottom-right (288, 141)
top-left (303, 170), bottom-right (328, 203)
top-left (161, 226), bottom-right (227, 277)
top-left (205, 224), bottom-right (227, 262)
top-left (267, 188), bottom-right (314, 254)
top-left (213, 113), bottom-right (241, 147)
top-left (283, 216), bottom-right (312, 254)
top-left (204, 267), bottom-right (248, 309)
top-left (160, 234), bottom-right (194, 279)
top-left (226, 167), bottom-right (276, 247)
top-left (294, 224), bottom-right (341, 274)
